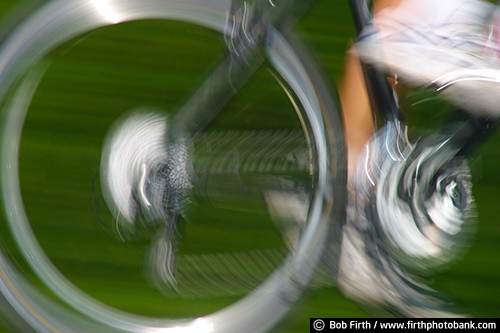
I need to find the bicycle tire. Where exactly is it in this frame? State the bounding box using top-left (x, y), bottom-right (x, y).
top-left (0, 0), bottom-right (345, 332)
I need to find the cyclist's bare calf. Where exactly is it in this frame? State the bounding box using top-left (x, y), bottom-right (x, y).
top-left (339, 0), bottom-right (402, 184)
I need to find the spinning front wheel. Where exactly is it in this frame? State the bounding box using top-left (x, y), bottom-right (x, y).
top-left (0, 0), bottom-right (345, 332)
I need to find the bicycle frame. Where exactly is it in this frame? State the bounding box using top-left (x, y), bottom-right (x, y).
top-left (167, 0), bottom-right (317, 140)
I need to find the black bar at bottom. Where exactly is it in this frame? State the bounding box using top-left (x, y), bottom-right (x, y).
top-left (310, 318), bottom-right (499, 331)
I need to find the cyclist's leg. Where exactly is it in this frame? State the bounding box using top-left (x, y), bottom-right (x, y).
top-left (336, 0), bottom-right (478, 318)
top-left (338, 0), bottom-right (401, 184)
top-left (338, 49), bottom-right (372, 184)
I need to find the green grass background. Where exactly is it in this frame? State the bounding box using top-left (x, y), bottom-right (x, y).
top-left (0, 0), bottom-right (498, 332)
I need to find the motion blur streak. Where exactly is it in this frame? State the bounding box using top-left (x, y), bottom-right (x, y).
top-left (353, 121), bottom-right (476, 271)
top-left (156, 319), bottom-right (214, 333)
top-left (146, 249), bottom-right (288, 298)
top-left (92, 0), bottom-right (123, 24)
top-left (100, 110), bottom-right (170, 229)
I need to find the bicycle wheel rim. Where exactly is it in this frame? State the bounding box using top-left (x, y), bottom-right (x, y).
top-left (0, 0), bottom-right (344, 332)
